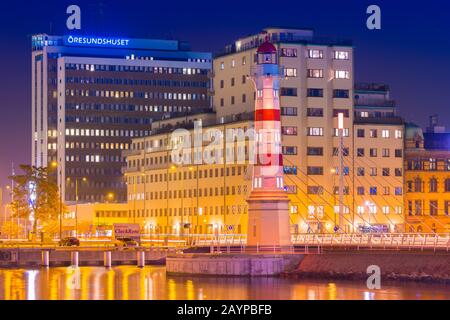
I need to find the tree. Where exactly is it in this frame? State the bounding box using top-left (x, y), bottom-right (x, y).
top-left (0, 221), bottom-right (22, 239)
top-left (9, 165), bottom-right (63, 241)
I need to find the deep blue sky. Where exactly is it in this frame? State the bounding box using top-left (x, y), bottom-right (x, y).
top-left (0, 0), bottom-right (449, 189)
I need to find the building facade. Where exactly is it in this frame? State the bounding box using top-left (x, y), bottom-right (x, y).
top-left (119, 28), bottom-right (411, 235)
top-left (405, 124), bottom-right (450, 233)
top-left (31, 34), bottom-right (211, 203)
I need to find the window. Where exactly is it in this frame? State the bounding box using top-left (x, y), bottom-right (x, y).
top-left (395, 149), bottom-right (402, 158)
top-left (334, 51), bottom-right (349, 60)
top-left (333, 89), bottom-right (349, 98)
top-left (307, 88), bottom-right (323, 97)
top-left (283, 166), bottom-right (297, 175)
top-left (382, 168), bottom-right (390, 176)
top-left (333, 147), bottom-right (349, 156)
top-left (307, 147), bottom-right (323, 156)
top-left (429, 178), bottom-right (438, 192)
top-left (281, 107), bottom-right (297, 116)
top-left (333, 109), bottom-right (350, 117)
top-left (414, 178), bottom-right (423, 192)
top-left (281, 87), bottom-right (297, 96)
top-left (445, 201), bottom-right (450, 215)
top-left (381, 130), bottom-right (390, 138)
top-left (231, 77), bottom-right (235, 86)
top-left (369, 148), bottom-right (377, 157)
top-left (395, 187), bottom-right (403, 195)
top-left (383, 187), bottom-right (390, 195)
top-left (395, 130), bottom-right (402, 139)
top-left (307, 49), bottom-right (323, 59)
top-left (335, 70), bottom-right (350, 79)
top-left (220, 62), bottom-right (224, 70)
top-left (282, 126), bottom-right (297, 135)
top-left (370, 168), bottom-right (377, 176)
top-left (357, 167), bottom-right (365, 176)
top-left (429, 158), bottom-right (437, 171)
top-left (395, 168), bottom-right (402, 177)
top-left (307, 69), bottom-right (323, 78)
top-left (281, 48), bottom-right (297, 57)
top-left (308, 127), bottom-right (324, 136)
top-left (382, 206), bottom-right (390, 215)
top-left (307, 186), bottom-right (323, 195)
top-left (284, 68), bottom-right (297, 77)
top-left (282, 146), bottom-right (297, 155)
top-left (333, 128), bottom-right (349, 137)
top-left (356, 129), bottom-right (365, 138)
top-left (307, 108), bottom-right (323, 117)
top-left (382, 148), bottom-right (390, 157)
top-left (357, 148), bottom-right (365, 157)
top-left (220, 80), bottom-right (224, 88)
top-left (357, 186), bottom-right (365, 195)
top-left (370, 187), bottom-right (377, 195)
top-left (307, 166), bottom-right (323, 175)
top-left (430, 200), bottom-right (438, 216)
top-left (370, 129), bottom-right (378, 138)
top-left (445, 179), bottom-right (450, 192)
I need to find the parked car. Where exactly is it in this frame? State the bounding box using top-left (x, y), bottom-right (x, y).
top-left (114, 237), bottom-right (138, 248)
top-left (59, 237), bottom-right (80, 247)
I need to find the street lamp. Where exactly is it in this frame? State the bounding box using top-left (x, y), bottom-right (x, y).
top-left (67, 176), bottom-right (87, 237)
top-left (106, 192), bottom-right (115, 203)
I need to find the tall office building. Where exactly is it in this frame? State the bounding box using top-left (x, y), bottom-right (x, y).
top-left (31, 34), bottom-right (211, 203)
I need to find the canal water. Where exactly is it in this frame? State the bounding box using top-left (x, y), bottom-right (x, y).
top-left (0, 266), bottom-right (449, 300)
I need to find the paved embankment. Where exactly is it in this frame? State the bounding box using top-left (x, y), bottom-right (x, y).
top-left (285, 250), bottom-right (450, 283)
top-left (0, 248), bottom-right (167, 267)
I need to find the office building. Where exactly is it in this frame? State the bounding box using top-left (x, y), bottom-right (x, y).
top-left (31, 34), bottom-right (212, 203)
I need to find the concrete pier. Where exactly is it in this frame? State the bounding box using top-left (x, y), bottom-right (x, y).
top-left (41, 251), bottom-right (50, 267)
top-left (71, 251), bottom-right (79, 267)
top-left (166, 254), bottom-right (303, 276)
top-left (104, 251), bottom-right (112, 268)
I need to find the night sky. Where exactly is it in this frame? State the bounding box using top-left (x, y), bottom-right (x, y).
top-left (0, 0), bottom-right (449, 189)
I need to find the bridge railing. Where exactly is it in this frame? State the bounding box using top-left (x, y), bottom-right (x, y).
top-left (291, 233), bottom-right (450, 251)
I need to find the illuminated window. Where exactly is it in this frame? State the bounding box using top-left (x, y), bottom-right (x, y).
top-left (335, 70), bottom-right (350, 79)
top-left (307, 69), bottom-right (323, 78)
top-left (307, 49), bottom-right (323, 59)
top-left (334, 51), bottom-right (349, 60)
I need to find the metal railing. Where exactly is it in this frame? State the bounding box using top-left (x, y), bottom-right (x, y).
top-left (292, 233), bottom-right (450, 251)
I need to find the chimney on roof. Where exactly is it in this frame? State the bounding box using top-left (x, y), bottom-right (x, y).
top-left (427, 114), bottom-right (446, 133)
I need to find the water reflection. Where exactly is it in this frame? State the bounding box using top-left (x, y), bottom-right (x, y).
top-left (0, 266), bottom-right (448, 300)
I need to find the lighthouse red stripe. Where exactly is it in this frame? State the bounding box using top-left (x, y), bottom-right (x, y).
top-left (255, 153), bottom-right (283, 166)
top-left (255, 109), bottom-right (280, 122)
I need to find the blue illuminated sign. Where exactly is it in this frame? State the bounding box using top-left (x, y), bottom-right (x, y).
top-left (64, 36), bottom-right (130, 48)
top-left (63, 35), bottom-right (180, 51)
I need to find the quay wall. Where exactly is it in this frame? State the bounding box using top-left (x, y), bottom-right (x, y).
top-left (287, 251), bottom-right (450, 283)
top-left (166, 254), bottom-right (303, 276)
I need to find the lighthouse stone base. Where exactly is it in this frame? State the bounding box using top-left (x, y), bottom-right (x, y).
top-left (246, 190), bottom-right (291, 247)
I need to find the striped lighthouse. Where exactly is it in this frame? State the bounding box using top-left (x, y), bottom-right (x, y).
top-left (246, 39), bottom-right (291, 248)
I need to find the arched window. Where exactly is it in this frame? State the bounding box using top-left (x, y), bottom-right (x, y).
top-left (414, 177), bottom-right (422, 192)
top-left (429, 178), bottom-right (438, 192)
top-left (445, 178), bottom-right (450, 192)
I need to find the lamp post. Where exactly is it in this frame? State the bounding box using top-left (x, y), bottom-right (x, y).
top-left (51, 161), bottom-right (63, 241)
top-left (68, 176), bottom-right (87, 237)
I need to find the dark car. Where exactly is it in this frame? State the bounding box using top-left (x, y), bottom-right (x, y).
top-left (59, 237), bottom-right (80, 247)
top-left (114, 237), bottom-right (138, 248)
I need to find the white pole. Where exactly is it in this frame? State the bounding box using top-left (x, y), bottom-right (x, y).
top-left (338, 113), bottom-right (345, 232)
top-left (42, 250), bottom-right (50, 267)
